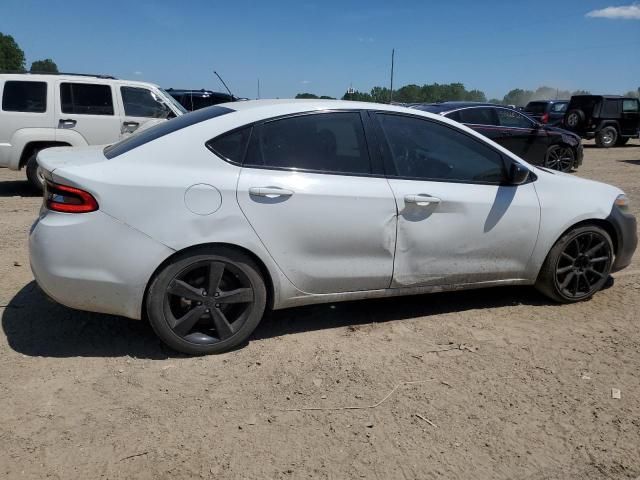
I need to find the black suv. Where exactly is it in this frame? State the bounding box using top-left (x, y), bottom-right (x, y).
top-left (166, 89), bottom-right (238, 111)
top-left (563, 95), bottom-right (640, 147)
top-left (524, 100), bottom-right (568, 126)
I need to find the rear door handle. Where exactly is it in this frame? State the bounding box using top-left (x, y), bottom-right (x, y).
top-left (404, 194), bottom-right (441, 206)
top-left (249, 187), bottom-right (294, 198)
top-left (58, 119), bottom-right (77, 128)
top-left (121, 121), bottom-right (140, 133)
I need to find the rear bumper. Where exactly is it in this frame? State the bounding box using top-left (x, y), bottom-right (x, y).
top-left (29, 209), bottom-right (174, 319)
top-left (607, 206), bottom-right (637, 272)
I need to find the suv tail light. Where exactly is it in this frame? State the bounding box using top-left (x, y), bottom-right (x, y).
top-left (45, 180), bottom-right (98, 213)
top-left (541, 113), bottom-right (549, 124)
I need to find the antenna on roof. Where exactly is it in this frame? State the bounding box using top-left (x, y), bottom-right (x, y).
top-left (213, 71), bottom-right (234, 98)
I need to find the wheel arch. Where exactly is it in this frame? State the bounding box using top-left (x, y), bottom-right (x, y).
top-left (595, 120), bottom-right (620, 134)
top-left (141, 242), bottom-right (276, 321)
top-left (19, 141), bottom-right (72, 168)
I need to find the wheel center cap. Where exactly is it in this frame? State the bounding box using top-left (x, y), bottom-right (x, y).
top-left (575, 255), bottom-right (590, 270)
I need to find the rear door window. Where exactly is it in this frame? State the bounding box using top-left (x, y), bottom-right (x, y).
top-left (601, 99), bottom-right (620, 117)
top-left (551, 102), bottom-right (568, 113)
top-left (245, 112), bottom-right (371, 175)
top-left (60, 83), bottom-right (114, 115)
top-left (452, 107), bottom-right (498, 126)
top-left (2, 81), bottom-right (47, 113)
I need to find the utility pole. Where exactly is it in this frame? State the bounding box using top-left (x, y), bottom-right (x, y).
top-left (257, 78), bottom-right (260, 99)
top-left (389, 48), bottom-right (395, 104)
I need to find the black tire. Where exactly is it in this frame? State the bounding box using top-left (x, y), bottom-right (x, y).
top-left (595, 126), bottom-right (618, 148)
top-left (615, 137), bottom-right (629, 146)
top-left (146, 247), bottom-right (267, 355)
top-left (564, 109), bottom-right (584, 129)
top-left (25, 151), bottom-right (45, 192)
top-left (536, 225), bottom-right (613, 303)
top-left (544, 145), bottom-right (574, 172)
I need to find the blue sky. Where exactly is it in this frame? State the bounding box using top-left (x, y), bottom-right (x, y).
top-left (1, 1), bottom-right (639, 99)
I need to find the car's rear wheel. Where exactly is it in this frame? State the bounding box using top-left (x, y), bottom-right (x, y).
top-left (25, 152), bottom-right (45, 192)
top-left (146, 247), bottom-right (267, 355)
top-left (595, 127), bottom-right (618, 148)
top-left (536, 225), bottom-right (613, 303)
top-left (544, 145), bottom-right (574, 172)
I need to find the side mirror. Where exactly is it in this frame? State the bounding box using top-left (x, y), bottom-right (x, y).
top-left (509, 162), bottom-right (530, 185)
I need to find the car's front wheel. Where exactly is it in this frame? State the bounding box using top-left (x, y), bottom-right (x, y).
top-left (595, 127), bottom-right (618, 148)
top-left (544, 145), bottom-right (574, 172)
top-left (536, 225), bottom-right (613, 303)
top-left (146, 247), bottom-right (267, 355)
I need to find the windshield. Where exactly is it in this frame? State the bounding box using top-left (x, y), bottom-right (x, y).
top-left (158, 88), bottom-right (188, 115)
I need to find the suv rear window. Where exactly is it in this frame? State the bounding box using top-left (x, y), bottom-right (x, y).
top-left (525, 102), bottom-right (547, 114)
top-left (61, 83), bottom-right (114, 115)
top-left (2, 81), bottom-right (47, 113)
top-left (104, 105), bottom-right (234, 159)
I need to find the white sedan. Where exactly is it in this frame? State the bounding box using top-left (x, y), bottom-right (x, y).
top-left (30, 100), bottom-right (637, 354)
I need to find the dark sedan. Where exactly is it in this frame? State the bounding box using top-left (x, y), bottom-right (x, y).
top-left (411, 102), bottom-right (583, 172)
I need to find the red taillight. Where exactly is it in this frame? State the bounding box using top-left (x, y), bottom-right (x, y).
top-left (45, 181), bottom-right (98, 213)
top-left (541, 113), bottom-right (549, 124)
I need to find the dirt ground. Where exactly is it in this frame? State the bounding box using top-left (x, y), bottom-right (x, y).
top-left (1, 141), bottom-right (640, 480)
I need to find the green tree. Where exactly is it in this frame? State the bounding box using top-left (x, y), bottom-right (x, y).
top-left (488, 98), bottom-right (503, 105)
top-left (571, 90), bottom-right (591, 96)
top-left (295, 92), bottom-right (319, 99)
top-left (0, 32), bottom-right (26, 71)
top-left (341, 90), bottom-right (372, 102)
top-left (30, 58), bottom-right (58, 73)
top-left (502, 88), bottom-right (533, 107)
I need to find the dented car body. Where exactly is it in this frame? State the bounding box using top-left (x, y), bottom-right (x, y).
top-left (30, 100), bottom-right (637, 354)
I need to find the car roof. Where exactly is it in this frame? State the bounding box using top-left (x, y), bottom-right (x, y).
top-left (411, 102), bottom-right (504, 113)
top-left (166, 89), bottom-right (233, 96)
top-left (526, 99), bottom-right (568, 104)
top-left (0, 72), bottom-right (161, 88)
top-left (221, 98), bottom-right (431, 114)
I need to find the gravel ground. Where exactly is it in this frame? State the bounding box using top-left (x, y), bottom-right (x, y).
top-left (1, 141), bottom-right (640, 479)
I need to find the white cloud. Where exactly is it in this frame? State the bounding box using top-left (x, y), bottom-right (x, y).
top-left (586, 3), bottom-right (640, 19)
top-left (357, 36), bottom-right (375, 43)
top-left (301, 80), bottom-right (311, 84)
top-left (134, 71), bottom-right (143, 76)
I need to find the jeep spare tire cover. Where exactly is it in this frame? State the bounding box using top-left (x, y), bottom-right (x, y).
top-left (565, 109), bottom-right (584, 128)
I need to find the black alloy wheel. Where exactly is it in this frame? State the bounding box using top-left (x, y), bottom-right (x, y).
top-left (536, 225), bottom-right (613, 303)
top-left (544, 145), bottom-right (574, 172)
top-left (147, 248), bottom-right (266, 355)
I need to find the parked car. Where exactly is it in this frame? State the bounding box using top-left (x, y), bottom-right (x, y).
top-left (166, 89), bottom-right (240, 111)
top-left (31, 100), bottom-right (636, 355)
top-left (524, 100), bottom-right (568, 126)
top-left (411, 102), bottom-right (583, 172)
top-left (563, 95), bottom-right (640, 148)
top-left (0, 72), bottom-right (187, 190)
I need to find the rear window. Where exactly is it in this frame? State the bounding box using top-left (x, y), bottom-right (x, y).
top-left (551, 102), bottom-right (568, 113)
top-left (525, 102), bottom-right (547, 114)
top-left (104, 105), bottom-right (234, 159)
top-left (2, 81), bottom-right (47, 113)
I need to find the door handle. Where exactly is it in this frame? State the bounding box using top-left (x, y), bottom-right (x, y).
top-left (249, 187), bottom-right (294, 198)
top-left (58, 119), bottom-right (77, 128)
top-left (121, 121), bottom-right (140, 133)
top-left (404, 194), bottom-right (441, 206)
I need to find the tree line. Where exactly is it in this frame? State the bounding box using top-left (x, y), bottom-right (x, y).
top-left (297, 83), bottom-right (640, 106)
top-left (0, 32), bottom-right (59, 73)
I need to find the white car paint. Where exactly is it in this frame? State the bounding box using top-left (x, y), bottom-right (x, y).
top-left (30, 100), bottom-right (628, 320)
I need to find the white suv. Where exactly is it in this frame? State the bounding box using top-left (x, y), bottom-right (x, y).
top-left (0, 73), bottom-right (186, 189)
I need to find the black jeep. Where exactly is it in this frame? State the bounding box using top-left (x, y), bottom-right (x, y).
top-left (165, 89), bottom-right (239, 111)
top-left (563, 95), bottom-right (640, 148)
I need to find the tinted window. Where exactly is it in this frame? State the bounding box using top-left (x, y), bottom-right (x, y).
top-left (452, 107), bottom-right (498, 126)
top-left (121, 86), bottom-right (170, 118)
top-left (601, 99), bottom-right (620, 116)
top-left (206, 126), bottom-right (252, 164)
top-left (2, 81), bottom-right (47, 113)
top-left (496, 109), bottom-right (533, 128)
top-left (61, 83), bottom-right (114, 115)
top-left (377, 114), bottom-right (506, 184)
top-left (104, 105), bottom-right (234, 159)
top-left (622, 99), bottom-right (639, 113)
top-left (551, 102), bottom-right (568, 113)
top-left (245, 112), bottom-right (371, 174)
top-left (525, 102), bottom-right (548, 114)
